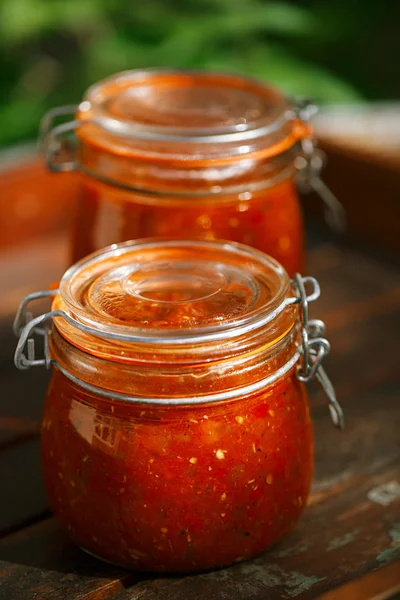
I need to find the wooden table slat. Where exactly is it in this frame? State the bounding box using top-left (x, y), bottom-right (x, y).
top-left (0, 438), bottom-right (48, 537)
top-left (0, 519), bottom-right (138, 600)
top-left (319, 560), bottom-right (400, 600)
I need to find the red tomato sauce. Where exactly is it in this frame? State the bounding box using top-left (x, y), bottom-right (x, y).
top-left (39, 239), bottom-right (313, 572)
top-left (41, 367), bottom-right (313, 572)
top-left (71, 177), bottom-right (303, 276)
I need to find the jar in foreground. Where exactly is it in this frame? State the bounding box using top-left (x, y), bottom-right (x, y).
top-left (41, 70), bottom-right (344, 275)
top-left (14, 239), bottom-right (343, 572)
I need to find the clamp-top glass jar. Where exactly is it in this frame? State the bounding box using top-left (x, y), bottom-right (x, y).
top-left (14, 239), bottom-right (343, 573)
top-left (41, 70), bottom-right (344, 275)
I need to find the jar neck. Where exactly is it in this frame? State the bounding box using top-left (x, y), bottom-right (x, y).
top-left (49, 321), bottom-right (300, 402)
top-left (77, 141), bottom-right (299, 198)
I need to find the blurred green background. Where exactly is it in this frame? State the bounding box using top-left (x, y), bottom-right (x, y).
top-left (1, 0), bottom-right (399, 148)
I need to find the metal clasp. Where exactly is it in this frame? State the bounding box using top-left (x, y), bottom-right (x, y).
top-left (291, 274), bottom-right (344, 429)
top-left (39, 105), bottom-right (80, 172)
top-left (293, 99), bottom-right (347, 234)
top-left (13, 291), bottom-right (59, 370)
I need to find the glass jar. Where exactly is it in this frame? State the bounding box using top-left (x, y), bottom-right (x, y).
top-left (14, 239), bottom-right (343, 573)
top-left (41, 70), bottom-right (344, 276)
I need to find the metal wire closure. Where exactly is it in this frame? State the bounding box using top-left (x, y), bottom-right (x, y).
top-left (39, 105), bottom-right (80, 172)
top-left (13, 276), bottom-right (343, 428)
top-left (39, 97), bottom-right (346, 232)
top-left (291, 274), bottom-right (344, 428)
top-left (294, 99), bottom-right (347, 233)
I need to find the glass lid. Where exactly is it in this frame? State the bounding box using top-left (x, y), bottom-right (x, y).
top-left (82, 70), bottom-right (289, 137)
top-left (76, 69), bottom-right (309, 160)
top-left (52, 240), bottom-right (295, 356)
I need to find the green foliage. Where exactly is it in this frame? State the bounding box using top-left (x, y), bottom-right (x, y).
top-left (0, 0), bottom-right (393, 146)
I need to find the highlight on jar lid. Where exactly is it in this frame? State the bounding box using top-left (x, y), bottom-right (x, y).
top-left (75, 69), bottom-right (311, 161)
top-left (51, 239), bottom-right (297, 360)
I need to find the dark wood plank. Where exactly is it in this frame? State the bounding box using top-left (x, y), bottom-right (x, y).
top-left (306, 139), bottom-right (400, 253)
top-left (307, 243), bottom-right (400, 320)
top-left (0, 416), bottom-right (39, 449)
top-left (0, 438), bottom-right (48, 537)
top-left (309, 308), bottom-right (399, 419)
top-left (0, 368), bottom-right (50, 421)
top-left (319, 560), bottom-right (400, 600)
top-left (0, 519), bottom-right (139, 600)
top-left (312, 379), bottom-right (399, 490)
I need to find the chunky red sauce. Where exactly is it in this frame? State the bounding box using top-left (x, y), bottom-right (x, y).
top-left (41, 367), bottom-right (313, 572)
top-left (71, 177), bottom-right (303, 276)
top-left (39, 240), bottom-right (313, 572)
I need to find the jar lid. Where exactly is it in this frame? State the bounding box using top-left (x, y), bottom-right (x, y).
top-left (76, 69), bottom-right (309, 163)
top-left (52, 239), bottom-right (296, 361)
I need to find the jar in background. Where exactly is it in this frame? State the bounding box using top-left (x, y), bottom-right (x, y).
top-left (14, 239), bottom-right (343, 572)
top-left (41, 70), bottom-right (343, 276)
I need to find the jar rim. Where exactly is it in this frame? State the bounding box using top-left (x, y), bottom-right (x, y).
top-left (75, 69), bottom-right (309, 162)
top-left (52, 239), bottom-right (297, 360)
top-left (81, 69), bottom-right (290, 141)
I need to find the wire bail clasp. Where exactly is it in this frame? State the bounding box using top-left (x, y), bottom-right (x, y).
top-left (292, 274), bottom-right (344, 429)
top-left (293, 99), bottom-right (347, 234)
top-left (39, 105), bottom-right (80, 172)
top-left (13, 291), bottom-right (59, 370)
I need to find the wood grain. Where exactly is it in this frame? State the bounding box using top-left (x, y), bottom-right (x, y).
top-left (319, 560), bottom-right (400, 600)
top-left (0, 438), bottom-right (48, 537)
top-left (306, 140), bottom-right (400, 254)
top-left (0, 519), bottom-right (139, 600)
top-left (0, 416), bottom-right (40, 449)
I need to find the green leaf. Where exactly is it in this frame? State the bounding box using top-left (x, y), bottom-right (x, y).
top-left (0, 0), bottom-right (108, 44)
top-left (0, 0), bottom-right (53, 43)
top-left (200, 44), bottom-right (363, 103)
top-left (149, 2), bottom-right (320, 68)
top-left (0, 98), bottom-right (45, 145)
top-left (0, 0), bottom-right (369, 146)
top-left (84, 34), bottom-right (156, 82)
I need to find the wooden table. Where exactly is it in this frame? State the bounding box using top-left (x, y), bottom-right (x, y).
top-left (1, 222), bottom-right (399, 599)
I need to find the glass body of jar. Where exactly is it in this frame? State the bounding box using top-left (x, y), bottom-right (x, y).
top-left (42, 70), bottom-right (313, 275)
top-left (73, 166), bottom-right (304, 277)
top-left (14, 239), bottom-right (341, 573)
top-left (42, 330), bottom-right (313, 572)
